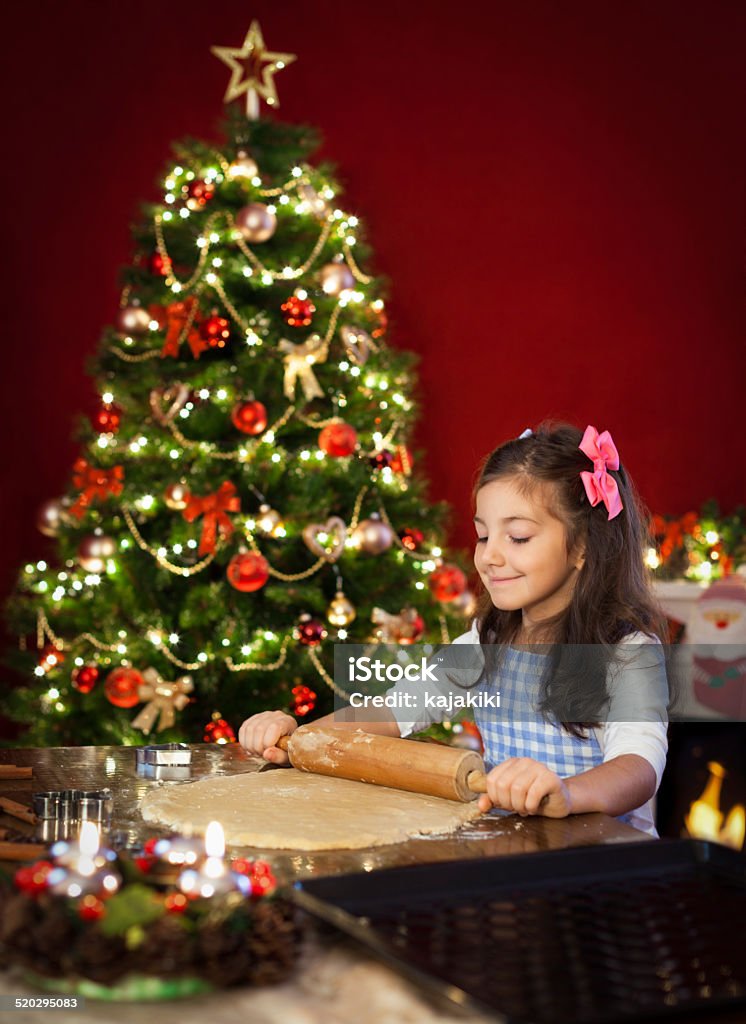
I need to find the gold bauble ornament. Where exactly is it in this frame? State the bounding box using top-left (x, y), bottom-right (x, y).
top-left (302, 517), bottom-right (347, 562)
top-left (319, 261), bottom-right (355, 296)
top-left (164, 481), bottom-right (190, 511)
top-left (235, 203), bottom-right (277, 243)
top-left (36, 498), bottom-right (65, 537)
top-left (353, 515), bottom-right (394, 555)
top-left (77, 533), bottom-right (117, 573)
top-left (227, 150), bottom-right (259, 180)
top-left (256, 504), bottom-right (283, 536)
top-left (327, 590), bottom-right (356, 627)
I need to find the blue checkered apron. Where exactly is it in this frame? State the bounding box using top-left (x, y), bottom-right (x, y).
top-left (474, 646), bottom-right (602, 775)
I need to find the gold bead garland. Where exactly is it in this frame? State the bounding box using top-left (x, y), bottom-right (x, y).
top-left (122, 507), bottom-right (216, 576)
top-left (342, 240), bottom-right (372, 284)
top-left (306, 645), bottom-right (353, 699)
top-left (110, 346), bottom-right (162, 363)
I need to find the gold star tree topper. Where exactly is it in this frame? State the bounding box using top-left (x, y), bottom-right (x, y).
top-left (211, 21), bottom-right (296, 119)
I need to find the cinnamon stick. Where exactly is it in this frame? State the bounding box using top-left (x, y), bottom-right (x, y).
top-left (0, 841), bottom-right (47, 862)
top-left (0, 828), bottom-right (8, 840)
top-left (0, 796), bottom-right (37, 825)
top-left (0, 765), bottom-right (33, 779)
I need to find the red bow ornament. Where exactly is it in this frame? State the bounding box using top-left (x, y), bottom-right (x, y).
top-left (70, 459), bottom-right (124, 519)
top-left (160, 297), bottom-right (207, 360)
top-left (182, 481), bottom-right (241, 554)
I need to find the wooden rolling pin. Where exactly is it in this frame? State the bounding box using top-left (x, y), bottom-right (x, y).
top-left (277, 728), bottom-right (488, 802)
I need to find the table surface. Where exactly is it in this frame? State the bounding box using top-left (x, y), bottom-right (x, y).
top-left (0, 743), bottom-right (648, 877)
top-left (0, 743), bottom-right (650, 1024)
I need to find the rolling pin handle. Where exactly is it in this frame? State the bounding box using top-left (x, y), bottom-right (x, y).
top-left (466, 770), bottom-right (488, 794)
top-left (276, 735), bottom-right (291, 752)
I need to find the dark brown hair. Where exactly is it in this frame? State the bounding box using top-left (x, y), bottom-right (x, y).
top-left (473, 421), bottom-right (668, 733)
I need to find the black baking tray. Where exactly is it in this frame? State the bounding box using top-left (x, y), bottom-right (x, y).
top-left (293, 840), bottom-right (746, 1023)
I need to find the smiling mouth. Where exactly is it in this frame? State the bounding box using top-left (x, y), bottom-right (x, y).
top-left (488, 576), bottom-right (522, 584)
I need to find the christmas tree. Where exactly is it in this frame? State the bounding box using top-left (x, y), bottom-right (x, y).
top-left (2, 22), bottom-right (474, 747)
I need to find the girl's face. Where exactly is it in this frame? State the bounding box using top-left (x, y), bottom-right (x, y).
top-left (474, 477), bottom-right (584, 627)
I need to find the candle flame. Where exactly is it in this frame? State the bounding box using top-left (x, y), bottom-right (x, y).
top-left (205, 820), bottom-right (225, 858)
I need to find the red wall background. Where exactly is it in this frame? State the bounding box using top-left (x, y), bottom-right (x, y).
top-left (1, 0), bottom-right (744, 610)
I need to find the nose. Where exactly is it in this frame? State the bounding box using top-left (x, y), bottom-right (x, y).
top-left (477, 536), bottom-right (506, 567)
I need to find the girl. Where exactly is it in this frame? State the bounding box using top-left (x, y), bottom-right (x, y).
top-left (239, 422), bottom-right (669, 835)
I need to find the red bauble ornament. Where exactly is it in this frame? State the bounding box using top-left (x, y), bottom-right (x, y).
top-left (78, 895), bottom-right (106, 921)
top-left (104, 667), bottom-right (143, 708)
top-left (391, 446), bottom-right (414, 475)
top-left (318, 422), bottom-right (358, 457)
top-left (429, 564), bottom-right (468, 602)
top-left (231, 400), bottom-right (268, 435)
top-left (38, 644), bottom-right (64, 673)
top-left (295, 615), bottom-right (327, 647)
top-left (91, 403), bottom-right (122, 434)
top-left (184, 179), bottom-right (215, 210)
top-left (281, 295), bottom-right (315, 327)
top-left (369, 450), bottom-right (393, 471)
top-left (204, 712), bottom-right (236, 744)
top-left (148, 251), bottom-right (171, 276)
top-left (291, 684), bottom-right (316, 717)
top-left (71, 665), bottom-right (99, 694)
top-left (14, 860), bottom-right (54, 896)
top-left (200, 314), bottom-right (231, 349)
top-left (227, 552), bottom-right (270, 592)
top-left (399, 527), bottom-right (424, 552)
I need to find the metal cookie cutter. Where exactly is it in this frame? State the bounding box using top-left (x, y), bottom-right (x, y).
top-left (135, 743), bottom-right (192, 781)
top-left (33, 788), bottom-right (113, 841)
top-left (32, 789), bottom-right (113, 820)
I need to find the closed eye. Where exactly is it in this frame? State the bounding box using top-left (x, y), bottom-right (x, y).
top-left (475, 536), bottom-right (531, 544)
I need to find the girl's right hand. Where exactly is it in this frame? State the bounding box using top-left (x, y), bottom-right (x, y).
top-left (237, 711), bottom-right (297, 764)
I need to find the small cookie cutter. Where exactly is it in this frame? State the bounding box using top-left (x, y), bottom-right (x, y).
top-left (32, 788), bottom-right (113, 821)
top-left (135, 743), bottom-right (192, 767)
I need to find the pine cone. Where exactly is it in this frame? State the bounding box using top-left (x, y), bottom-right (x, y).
top-left (134, 914), bottom-right (196, 977)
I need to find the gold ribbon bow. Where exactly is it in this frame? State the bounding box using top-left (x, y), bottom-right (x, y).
top-left (278, 334), bottom-right (327, 401)
top-left (132, 667), bottom-right (194, 734)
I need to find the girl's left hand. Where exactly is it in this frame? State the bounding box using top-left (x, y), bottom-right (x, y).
top-left (477, 757), bottom-right (573, 818)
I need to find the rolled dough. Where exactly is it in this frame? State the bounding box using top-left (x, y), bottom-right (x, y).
top-left (140, 768), bottom-right (483, 850)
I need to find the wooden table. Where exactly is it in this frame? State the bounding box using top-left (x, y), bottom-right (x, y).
top-left (0, 744), bottom-right (650, 1023)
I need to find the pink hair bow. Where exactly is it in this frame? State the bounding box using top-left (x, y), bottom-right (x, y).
top-left (578, 425), bottom-right (624, 520)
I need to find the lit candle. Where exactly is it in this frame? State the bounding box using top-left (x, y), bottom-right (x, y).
top-left (48, 821), bottom-right (121, 898)
top-left (178, 821), bottom-right (250, 898)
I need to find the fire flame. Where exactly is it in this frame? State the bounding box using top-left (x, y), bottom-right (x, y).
top-left (684, 761), bottom-right (745, 850)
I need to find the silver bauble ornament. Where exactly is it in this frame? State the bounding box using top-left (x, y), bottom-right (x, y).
top-left (164, 481), bottom-right (190, 511)
top-left (36, 498), bottom-right (65, 537)
top-left (77, 533), bottom-right (117, 573)
top-left (227, 151), bottom-right (259, 181)
top-left (115, 304), bottom-right (151, 336)
top-left (235, 203), bottom-right (277, 243)
top-left (327, 590), bottom-right (357, 627)
top-left (353, 516), bottom-right (394, 555)
top-left (319, 262), bottom-right (355, 296)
